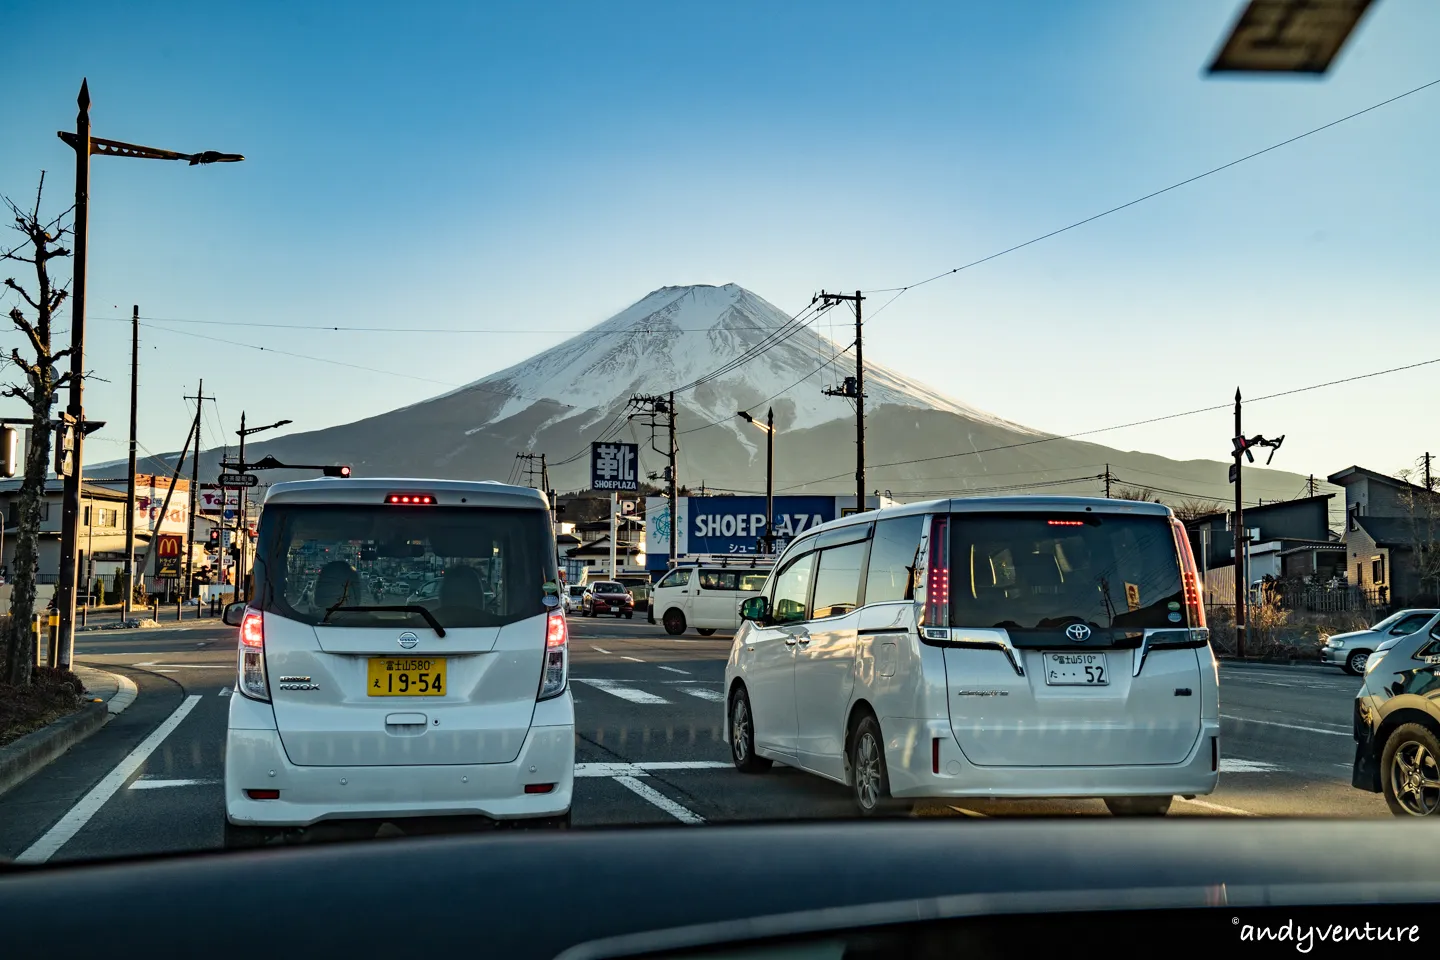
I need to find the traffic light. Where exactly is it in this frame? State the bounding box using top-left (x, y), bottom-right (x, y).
top-left (323, 465), bottom-right (351, 477)
top-left (0, 426), bottom-right (18, 478)
top-left (208, 528), bottom-right (221, 549)
top-left (1232, 435), bottom-right (1254, 463)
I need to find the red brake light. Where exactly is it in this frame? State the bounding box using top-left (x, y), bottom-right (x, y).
top-left (245, 789), bottom-right (279, 800)
top-left (1170, 518), bottom-right (1206, 629)
top-left (546, 609), bottom-right (568, 648)
top-left (240, 609), bottom-right (264, 647)
top-left (524, 783), bottom-right (555, 794)
top-left (1047, 519), bottom-right (1085, 526)
top-left (924, 515), bottom-right (950, 627)
top-left (386, 493), bottom-right (435, 505)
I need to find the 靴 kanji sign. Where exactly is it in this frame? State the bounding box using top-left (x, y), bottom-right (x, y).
top-left (590, 442), bottom-right (639, 492)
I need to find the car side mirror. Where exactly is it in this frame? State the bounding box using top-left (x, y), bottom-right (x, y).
top-left (740, 595), bottom-right (769, 623)
top-left (222, 601), bottom-right (247, 627)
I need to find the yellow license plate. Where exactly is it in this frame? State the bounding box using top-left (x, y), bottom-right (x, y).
top-left (367, 657), bottom-right (447, 697)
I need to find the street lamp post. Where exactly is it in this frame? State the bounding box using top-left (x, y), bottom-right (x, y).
top-left (737, 409), bottom-right (774, 553)
top-left (235, 414), bottom-right (291, 602)
top-left (53, 79), bottom-right (243, 667)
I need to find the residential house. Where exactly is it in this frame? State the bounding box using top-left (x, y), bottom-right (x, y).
top-left (1327, 466), bottom-right (1440, 606)
top-left (1184, 494), bottom-right (1339, 603)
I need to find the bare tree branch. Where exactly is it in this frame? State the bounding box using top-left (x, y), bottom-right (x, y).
top-left (2, 383), bottom-right (36, 406)
top-left (4, 276), bottom-right (41, 311)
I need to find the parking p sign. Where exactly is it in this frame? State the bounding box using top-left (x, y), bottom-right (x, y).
top-left (590, 442), bottom-right (639, 492)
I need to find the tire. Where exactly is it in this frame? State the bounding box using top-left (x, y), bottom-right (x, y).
top-left (849, 715), bottom-right (906, 817)
top-left (1104, 796), bottom-right (1173, 817)
top-left (1382, 723), bottom-right (1440, 817)
top-left (697, 628), bottom-right (717, 636)
top-left (663, 608), bottom-right (686, 636)
top-left (728, 686), bottom-right (772, 773)
top-left (1344, 650), bottom-right (1371, 675)
top-left (625, 612), bottom-right (634, 620)
top-left (223, 820), bottom-right (278, 849)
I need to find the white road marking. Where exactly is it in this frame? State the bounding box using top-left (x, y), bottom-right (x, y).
top-left (1220, 714), bottom-right (1349, 737)
top-left (16, 695), bottom-right (202, 863)
top-left (1219, 758), bottom-right (1279, 773)
top-left (621, 656), bottom-right (646, 663)
top-left (658, 666), bottom-right (690, 675)
top-left (591, 646), bottom-right (612, 654)
top-left (662, 679), bottom-right (723, 685)
top-left (132, 664), bottom-right (234, 670)
top-left (681, 687), bottom-right (725, 702)
top-left (151, 669), bottom-right (177, 673)
top-left (614, 775), bottom-right (704, 824)
top-left (218, 687), bottom-right (231, 697)
top-left (575, 761), bottom-right (730, 778)
top-left (949, 805), bottom-right (988, 817)
top-left (128, 778), bottom-right (220, 790)
top-left (572, 678), bottom-right (669, 704)
top-left (1176, 797), bottom-right (1256, 816)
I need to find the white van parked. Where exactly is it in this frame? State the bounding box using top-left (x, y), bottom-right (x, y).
top-left (222, 477), bottom-right (573, 846)
top-left (723, 496), bottom-right (1218, 817)
top-left (651, 561), bottom-right (771, 636)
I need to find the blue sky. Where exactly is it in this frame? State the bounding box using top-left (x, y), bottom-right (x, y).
top-left (2, 0), bottom-right (1436, 487)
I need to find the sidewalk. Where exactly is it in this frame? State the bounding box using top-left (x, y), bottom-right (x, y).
top-left (71, 665), bottom-right (139, 714)
top-left (0, 665), bottom-right (137, 798)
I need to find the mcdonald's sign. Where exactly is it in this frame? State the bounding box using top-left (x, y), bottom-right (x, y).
top-left (156, 534), bottom-right (183, 578)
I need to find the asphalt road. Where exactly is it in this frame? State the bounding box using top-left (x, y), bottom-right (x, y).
top-left (0, 616), bottom-right (1389, 864)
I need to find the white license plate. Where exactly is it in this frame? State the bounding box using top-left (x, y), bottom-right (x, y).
top-left (1042, 652), bottom-right (1108, 686)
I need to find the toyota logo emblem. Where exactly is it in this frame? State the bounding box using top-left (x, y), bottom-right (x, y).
top-left (1065, 624), bottom-right (1092, 642)
top-left (398, 631), bottom-right (419, 649)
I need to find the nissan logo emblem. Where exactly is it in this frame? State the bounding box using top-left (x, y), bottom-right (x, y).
top-left (1065, 624), bottom-right (1092, 642)
top-left (398, 631), bottom-right (419, 649)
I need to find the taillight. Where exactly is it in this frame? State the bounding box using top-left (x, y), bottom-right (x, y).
top-left (538, 609), bottom-right (568, 700)
top-left (1170, 518), bottom-right (1207, 631)
top-left (386, 493), bottom-right (435, 505)
top-left (922, 515), bottom-right (950, 628)
top-left (237, 608), bottom-right (270, 702)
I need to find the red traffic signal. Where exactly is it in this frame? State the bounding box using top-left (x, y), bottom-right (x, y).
top-left (323, 465), bottom-right (351, 477)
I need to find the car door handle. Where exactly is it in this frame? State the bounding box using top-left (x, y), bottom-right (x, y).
top-left (785, 632), bottom-right (810, 646)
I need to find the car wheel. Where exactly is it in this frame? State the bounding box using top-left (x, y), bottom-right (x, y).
top-left (1382, 723), bottom-right (1440, 817)
top-left (626, 612), bottom-right (634, 620)
top-left (663, 608), bottom-right (686, 636)
top-left (697, 628), bottom-right (716, 636)
top-left (729, 686), bottom-right (772, 774)
top-left (223, 821), bottom-right (278, 849)
top-left (849, 715), bottom-right (907, 817)
top-left (1344, 650), bottom-right (1371, 675)
top-left (1104, 796), bottom-right (1173, 816)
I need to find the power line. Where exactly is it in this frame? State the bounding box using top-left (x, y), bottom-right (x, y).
top-left (863, 77), bottom-right (1440, 307)
top-left (777, 354), bottom-right (1440, 490)
top-left (678, 339), bottom-right (857, 437)
top-left (97, 315), bottom-right (794, 335)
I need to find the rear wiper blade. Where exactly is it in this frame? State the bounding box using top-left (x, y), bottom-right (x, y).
top-left (323, 605), bottom-right (447, 637)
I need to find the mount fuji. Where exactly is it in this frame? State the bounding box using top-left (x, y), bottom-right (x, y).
top-left (123, 283), bottom-right (1319, 505)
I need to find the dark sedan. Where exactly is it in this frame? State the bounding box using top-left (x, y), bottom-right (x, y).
top-left (1352, 618), bottom-right (1440, 816)
top-left (583, 581), bottom-right (634, 619)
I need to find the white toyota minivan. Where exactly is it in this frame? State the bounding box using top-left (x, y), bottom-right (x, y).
top-left (651, 563), bottom-right (771, 636)
top-left (723, 496), bottom-right (1218, 817)
top-left (222, 477), bottom-right (573, 846)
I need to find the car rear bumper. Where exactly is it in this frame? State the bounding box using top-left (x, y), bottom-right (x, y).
top-left (880, 717), bottom-right (1221, 799)
top-left (226, 717), bottom-right (574, 827)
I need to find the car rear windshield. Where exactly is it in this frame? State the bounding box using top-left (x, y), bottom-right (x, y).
top-left (949, 512), bottom-right (1184, 631)
top-left (593, 582), bottom-right (623, 592)
top-left (253, 504), bottom-right (557, 629)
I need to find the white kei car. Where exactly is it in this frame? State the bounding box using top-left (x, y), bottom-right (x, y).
top-left (222, 477), bottom-right (573, 846)
top-left (724, 496), bottom-right (1219, 817)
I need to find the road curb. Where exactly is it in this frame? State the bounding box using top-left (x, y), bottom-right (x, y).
top-left (107, 673), bottom-right (139, 715)
top-left (0, 701), bottom-right (109, 799)
top-left (1217, 656), bottom-right (1333, 671)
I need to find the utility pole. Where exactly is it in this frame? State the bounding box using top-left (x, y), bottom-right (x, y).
top-left (136, 416), bottom-right (196, 591)
top-left (1424, 453), bottom-right (1434, 492)
top-left (1233, 390), bottom-right (1247, 659)
top-left (182, 382), bottom-right (210, 601)
top-left (1307, 474), bottom-right (1317, 498)
top-left (818, 290), bottom-right (866, 513)
top-left (123, 305), bottom-right (139, 620)
top-left (765, 407), bottom-right (774, 553)
top-left (55, 82), bottom-right (92, 669)
top-left (1104, 464), bottom-right (1113, 499)
top-left (632, 393), bottom-right (679, 567)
